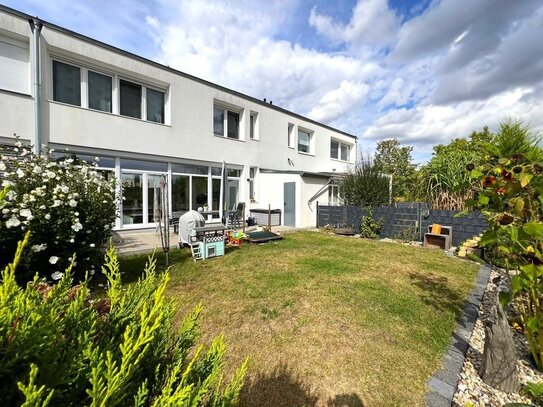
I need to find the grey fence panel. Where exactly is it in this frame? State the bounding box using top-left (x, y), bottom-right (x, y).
top-left (317, 204), bottom-right (489, 247)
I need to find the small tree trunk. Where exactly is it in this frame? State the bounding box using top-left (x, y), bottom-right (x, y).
top-left (479, 292), bottom-right (519, 393)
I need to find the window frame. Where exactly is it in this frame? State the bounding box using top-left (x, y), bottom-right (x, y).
top-left (52, 59), bottom-right (82, 107)
top-left (249, 112), bottom-right (259, 140)
top-left (330, 138), bottom-right (352, 162)
top-left (287, 123), bottom-right (295, 149)
top-left (297, 128), bottom-right (313, 155)
top-left (213, 104), bottom-right (242, 140)
top-left (49, 57), bottom-right (168, 125)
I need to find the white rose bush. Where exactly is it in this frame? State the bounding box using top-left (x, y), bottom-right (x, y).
top-left (0, 143), bottom-right (118, 281)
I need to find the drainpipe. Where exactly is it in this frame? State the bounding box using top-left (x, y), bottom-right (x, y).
top-left (30, 18), bottom-right (43, 155)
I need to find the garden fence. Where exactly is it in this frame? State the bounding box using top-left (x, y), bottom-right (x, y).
top-left (316, 203), bottom-right (488, 247)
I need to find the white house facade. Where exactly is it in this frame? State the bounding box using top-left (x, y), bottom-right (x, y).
top-left (0, 5), bottom-right (357, 230)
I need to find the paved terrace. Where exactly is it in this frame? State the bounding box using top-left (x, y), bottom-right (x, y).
top-left (113, 225), bottom-right (304, 256)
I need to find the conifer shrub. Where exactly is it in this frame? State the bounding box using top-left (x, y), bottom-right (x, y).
top-left (0, 142), bottom-right (118, 282)
top-left (0, 233), bottom-right (248, 406)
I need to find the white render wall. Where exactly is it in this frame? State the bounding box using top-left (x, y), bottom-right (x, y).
top-left (0, 8), bottom-right (357, 228)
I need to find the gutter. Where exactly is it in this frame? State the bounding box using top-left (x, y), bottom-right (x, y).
top-left (30, 17), bottom-right (42, 155)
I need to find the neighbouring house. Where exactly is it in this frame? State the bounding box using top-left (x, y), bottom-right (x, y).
top-left (0, 5), bottom-right (357, 230)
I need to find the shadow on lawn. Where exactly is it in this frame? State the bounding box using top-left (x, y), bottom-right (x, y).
top-left (408, 272), bottom-right (464, 314)
top-left (239, 364), bottom-right (364, 407)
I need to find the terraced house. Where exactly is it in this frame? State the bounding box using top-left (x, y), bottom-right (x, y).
top-left (0, 4), bottom-right (357, 230)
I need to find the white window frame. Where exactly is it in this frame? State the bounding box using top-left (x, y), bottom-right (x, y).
top-left (249, 166), bottom-right (258, 202)
top-left (249, 111), bottom-right (259, 140)
top-left (287, 123), bottom-right (295, 148)
top-left (213, 103), bottom-right (243, 140)
top-left (330, 138), bottom-right (352, 162)
top-left (49, 56), bottom-right (169, 124)
top-left (297, 128), bottom-right (313, 155)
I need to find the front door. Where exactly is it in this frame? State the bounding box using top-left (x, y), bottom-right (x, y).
top-left (284, 182), bottom-right (296, 227)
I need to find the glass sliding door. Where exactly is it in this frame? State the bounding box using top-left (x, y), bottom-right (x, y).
top-left (121, 173), bottom-right (143, 225)
top-left (147, 174), bottom-right (163, 223)
top-left (212, 178), bottom-right (221, 211)
top-left (172, 175), bottom-right (190, 214)
top-left (192, 176), bottom-right (208, 211)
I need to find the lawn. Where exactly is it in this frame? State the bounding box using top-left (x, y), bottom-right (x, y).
top-left (118, 231), bottom-right (479, 406)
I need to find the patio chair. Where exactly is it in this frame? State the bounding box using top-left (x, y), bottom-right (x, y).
top-left (228, 202), bottom-right (245, 229)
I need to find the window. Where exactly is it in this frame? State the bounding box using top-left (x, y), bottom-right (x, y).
top-left (0, 36), bottom-right (30, 94)
top-left (88, 71), bottom-right (112, 113)
top-left (53, 60), bottom-right (81, 106)
top-left (288, 123), bottom-right (294, 148)
top-left (330, 139), bottom-right (351, 161)
top-left (120, 79), bottom-right (142, 119)
top-left (250, 112), bottom-right (258, 140)
top-left (328, 184), bottom-right (340, 206)
top-left (249, 167), bottom-right (257, 201)
top-left (298, 129), bottom-right (312, 154)
top-left (147, 88), bottom-right (165, 123)
top-left (214, 105), bottom-right (241, 139)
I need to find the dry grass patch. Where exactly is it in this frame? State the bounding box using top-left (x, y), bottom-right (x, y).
top-left (118, 231), bottom-right (479, 406)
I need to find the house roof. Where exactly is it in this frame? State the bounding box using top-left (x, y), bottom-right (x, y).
top-left (0, 4), bottom-right (358, 141)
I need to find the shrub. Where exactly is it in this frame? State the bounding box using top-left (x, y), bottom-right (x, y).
top-left (359, 211), bottom-right (383, 239)
top-left (0, 143), bottom-right (118, 281)
top-left (0, 233), bottom-right (248, 406)
top-left (341, 155), bottom-right (389, 207)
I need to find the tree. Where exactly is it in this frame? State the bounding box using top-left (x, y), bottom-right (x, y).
top-left (373, 139), bottom-right (415, 201)
top-left (340, 155), bottom-right (389, 207)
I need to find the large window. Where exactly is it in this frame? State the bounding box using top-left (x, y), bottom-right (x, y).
top-left (88, 70), bottom-right (112, 113)
top-left (51, 59), bottom-right (167, 123)
top-left (171, 175), bottom-right (190, 213)
top-left (53, 60), bottom-right (81, 106)
top-left (298, 129), bottom-right (312, 154)
top-left (214, 105), bottom-right (241, 139)
top-left (330, 139), bottom-right (351, 161)
top-left (192, 177), bottom-right (208, 210)
top-left (120, 80), bottom-right (142, 119)
top-left (328, 184), bottom-right (341, 206)
top-left (249, 167), bottom-right (257, 201)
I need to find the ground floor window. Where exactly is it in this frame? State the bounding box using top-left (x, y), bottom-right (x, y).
top-left (328, 184), bottom-right (341, 206)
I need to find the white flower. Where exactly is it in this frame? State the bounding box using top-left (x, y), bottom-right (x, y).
top-left (0, 161), bottom-right (5, 171)
top-left (20, 208), bottom-right (32, 218)
top-left (70, 238), bottom-right (74, 243)
top-left (45, 214), bottom-right (51, 220)
top-left (52, 200), bottom-right (62, 207)
top-left (40, 205), bottom-right (46, 210)
top-left (49, 256), bottom-right (59, 264)
top-left (51, 271), bottom-right (63, 280)
top-left (16, 168), bottom-right (24, 178)
top-left (90, 269), bottom-right (95, 275)
top-left (72, 222), bottom-right (83, 232)
top-left (104, 224), bottom-right (110, 230)
top-left (33, 166), bottom-right (42, 174)
top-left (14, 141), bottom-right (22, 148)
top-left (69, 199), bottom-right (77, 207)
top-left (5, 217), bottom-right (20, 228)
top-left (31, 243), bottom-right (47, 252)
top-left (61, 186), bottom-right (69, 193)
top-left (46, 171), bottom-right (56, 178)
top-left (90, 243), bottom-right (95, 248)
top-left (2, 180), bottom-right (14, 187)
top-left (2, 208), bottom-right (8, 215)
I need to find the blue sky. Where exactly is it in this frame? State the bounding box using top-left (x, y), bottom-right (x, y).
top-left (3, 0), bottom-right (543, 163)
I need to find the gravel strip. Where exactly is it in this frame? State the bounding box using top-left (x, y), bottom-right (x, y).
top-left (452, 267), bottom-right (543, 406)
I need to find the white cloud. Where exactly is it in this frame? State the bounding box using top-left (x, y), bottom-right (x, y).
top-left (309, 0), bottom-right (399, 48)
top-left (308, 80), bottom-right (369, 122)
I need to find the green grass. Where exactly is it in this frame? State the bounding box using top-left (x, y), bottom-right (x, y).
top-left (116, 231), bottom-right (479, 406)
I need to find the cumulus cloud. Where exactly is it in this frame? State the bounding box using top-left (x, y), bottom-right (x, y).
top-left (308, 80), bottom-right (369, 122)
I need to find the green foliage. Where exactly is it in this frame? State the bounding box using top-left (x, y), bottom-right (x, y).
top-left (0, 143), bottom-right (118, 282)
top-left (340, 155), bottom-right (390, 207)
top-left (374, 138), bottom-right (416, 201)
top-left (359, 211), bottom-right (383, 239)
top-left (393, 226), bottom-right (419, 242)
top-left (523, 381), bottom-right (543, 404)
top-left (0, 234), bottom-right (248, 406)
top-left (465, 121), bottom-right (543, 370)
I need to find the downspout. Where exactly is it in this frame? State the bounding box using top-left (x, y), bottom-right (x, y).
top-left (30, 18), bottom-right (43, 155)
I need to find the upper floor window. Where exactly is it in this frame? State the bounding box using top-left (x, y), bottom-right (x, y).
top-left (330, 139), bottom-right (351, 161)
top-left (51, 59), bottom-right (167, 124)
top-left (288, 123), bottom-right (295, 148)
top-left (250, 112), bottom-right (258, 140)
top-left (88, 71), bottom-right (112, 113)
top-left (120, 80), bottom-right (142, 119)
top-left (214, 105), bottom-right (240, 139)
top-left (298, 129), bottom-right (312, 154)
top-left (0, 35), bottom-right (30, 94)
top-left (53, 60), bottom-right (81, 106)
